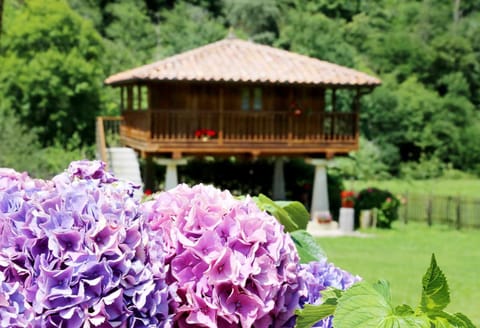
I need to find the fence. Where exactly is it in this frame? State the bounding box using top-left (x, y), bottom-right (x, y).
top-left (400, 193), bottom-right (480, 229)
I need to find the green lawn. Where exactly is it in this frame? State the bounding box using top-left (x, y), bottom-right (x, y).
top-left (317, 222), bottom-right (480, 325)
top-left (347, 179), bottom-right (480, 198)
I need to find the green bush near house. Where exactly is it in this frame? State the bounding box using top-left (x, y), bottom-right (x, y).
top-left (354, 187), bottom-right (400, 228)
top-left (174, 157), bottom-right (345, 220)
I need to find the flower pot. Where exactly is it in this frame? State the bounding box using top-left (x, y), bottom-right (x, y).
top-left (360, 210), bottom-right (372, 228)
top-left (339, 208), bottom-right (354, 232)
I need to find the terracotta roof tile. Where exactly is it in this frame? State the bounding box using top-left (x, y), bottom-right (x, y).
top-left (105, 38), bottom-right (381, 86)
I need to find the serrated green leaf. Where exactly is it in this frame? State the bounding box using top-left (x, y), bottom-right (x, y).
top-left (333, 282), bottom-right (430, 328)
top-left (295, 298), bottom-right (337, 328)
top-left (428, 311), bottom-right (477, 328)
top-left (452, 312), bottom-right (477, 328)
top-left (275, 200), bottom-right (310, 230)
top-left (420, 254), bottom-right (450, 313)
top-left (290, 230), bottom-right (327, 263)
top-left (372, 280), bottom-right (391, 303)
top-left (254, 194), bottom-right (298, 232)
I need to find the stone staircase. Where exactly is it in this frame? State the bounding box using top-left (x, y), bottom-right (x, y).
top-left (106, 147), bottom-right (143, 187)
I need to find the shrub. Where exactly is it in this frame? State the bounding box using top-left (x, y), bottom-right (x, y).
top-left (354, 187), bottom-right (400, 228)
top-left (176, 157), bottom-right (345, 221)
top-left (400, 155), bottom-right (445, 179)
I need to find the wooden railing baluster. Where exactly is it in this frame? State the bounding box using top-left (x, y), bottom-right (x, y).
top-left (117, 109), bottom-right (358, 152)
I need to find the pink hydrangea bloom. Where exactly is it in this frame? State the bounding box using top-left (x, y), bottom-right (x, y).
top-left (142, 184), bottom-right (305, 327)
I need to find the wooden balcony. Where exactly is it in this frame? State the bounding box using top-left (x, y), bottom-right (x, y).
top-left (111, 109), bottom-right (358, 158)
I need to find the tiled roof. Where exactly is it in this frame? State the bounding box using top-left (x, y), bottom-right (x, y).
top-left (105, 38), bottom-right (381, 86)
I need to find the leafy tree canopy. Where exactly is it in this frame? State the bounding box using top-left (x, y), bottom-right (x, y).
top-left (1, 0), bottom-right (480, 175)
top-left (0, 0), bottom-right (104, 147)
top-left (157, 1), bottom-right (226, 57)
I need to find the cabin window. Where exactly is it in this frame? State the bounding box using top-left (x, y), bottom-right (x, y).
top-left (241, 87), bottom-right (263, 111)
top-left (253, 88), bottom-right (262, 111)
top-left (325, 89), bottom-right (335, 112)
top-left (132, 85), bottom-right (148, 110)
top-left (241, 88), bottom-right (250, 110)
top-left (120, 87), bottom-right (125, 111)
top-left (127, 86), bottom-right (133, 111)
top-left (140, 86), bottom-right (148, 110)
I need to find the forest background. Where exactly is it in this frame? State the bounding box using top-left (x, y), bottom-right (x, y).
top-left (1, 0), bottom-right (479, 182)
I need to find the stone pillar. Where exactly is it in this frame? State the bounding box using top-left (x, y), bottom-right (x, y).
top-left (307, 159), bottom-right (330, 219)
top-left (272, 157), bottom-right (286, 200)
top-left (156, 158), bottom-right (188, 190)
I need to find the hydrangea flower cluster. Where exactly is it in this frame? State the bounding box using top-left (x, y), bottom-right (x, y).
top-left (0, 161), bottom-right (170, 327)
top-left (142, 184), bottom-right (305, 327)
top-left (0, 160), bottom-right (361, 327)
top-left (300, 259), bottom-right (361, 328)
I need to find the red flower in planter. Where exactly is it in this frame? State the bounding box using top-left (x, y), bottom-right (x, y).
top-left (341, 190), bottom-right (355, 208)
top-left (195, 129), bottom-right (217, 139)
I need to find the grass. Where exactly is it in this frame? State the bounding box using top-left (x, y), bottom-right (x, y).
top-left (316, 222), bottom-right (480, 325)
top-left (346, 178), bottom-right (480, 198)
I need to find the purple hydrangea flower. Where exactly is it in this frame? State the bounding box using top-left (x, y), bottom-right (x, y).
top-left (0, 270), bottom-right (33, 327)
top-left (0, 161), bottom-right (170, 327)
top-left (142, 184), bottom-right (305, 327)
top-left (299, 259), bottom-right (361, 328)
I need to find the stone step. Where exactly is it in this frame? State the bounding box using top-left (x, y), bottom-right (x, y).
top-left (106, 147), bottom-right (142, 187)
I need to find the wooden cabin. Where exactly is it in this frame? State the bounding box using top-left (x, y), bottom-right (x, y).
top-left (104, 37), bottom-right (381, 160)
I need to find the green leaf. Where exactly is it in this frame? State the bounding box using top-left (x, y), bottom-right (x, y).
top-left (452, 312), bottom-right (477, 328)
top-left (428, 311), bottom-right (477, 328)
top-left (290, 230), bottom-right (327, 263)
top-left (320, 287), bottom-right (344, 300)
top-left (372, 280), bottom-right (391, 303)
top-left (420, 254), bottom-right (450, 313)
top-left (295, 289), bottom-right (342, 328)
top-left (333, 281), bottom-right (430, 328)
top-left (275, 200), bottom-right (310, 230)
top-left (295, 301), bottom-right (336, 328)
top-left (394, 304), bottom-right (415, 316)
top-left (254, 194), bottom-right (298, 232)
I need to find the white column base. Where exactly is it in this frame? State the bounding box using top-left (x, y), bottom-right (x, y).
top-left (306, 159), bottom-right (330, 220)
top-left (155, 159), bottom-right (188, 190)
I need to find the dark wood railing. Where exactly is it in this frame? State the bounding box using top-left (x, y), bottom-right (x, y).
top-left (121, 109), bottom-right (358, 144)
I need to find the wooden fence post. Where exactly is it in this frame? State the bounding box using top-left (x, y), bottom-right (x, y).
top-left (456, 197), bottom-right (461, 230)
top-left (427, 195), bottom-right (433, 227)
top-left (446, 196), bottom-right (452, 225)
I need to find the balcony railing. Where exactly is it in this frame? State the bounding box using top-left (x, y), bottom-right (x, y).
top-left (120, 109), bottom-right (358, 145)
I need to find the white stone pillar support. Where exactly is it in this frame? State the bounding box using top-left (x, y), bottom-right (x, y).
top-left (307, 159), bottom-right (330, 219)
top-left (155, 158), bottom-right (188, 190)
top-left (272, 157), bottom-right (286, 200)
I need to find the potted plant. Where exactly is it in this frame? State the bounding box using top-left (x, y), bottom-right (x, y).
top-left (194, 128), bottom-right (217, 141)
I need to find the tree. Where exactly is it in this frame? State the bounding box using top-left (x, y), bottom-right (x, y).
top-left (0, 0), bottom-right (104, 147)
top-left (104, 0), bottom-right (158, 65)
top-left (223, 0), bottom-right (284, 44)
top-left (0, 109), bottom-right (42, 175)
top-left (0, 0), bottom-right (4, 41)
top-left (277, 6), bottom-right (356, 67)
top-left (157, 1), bottom-right (226, 57)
